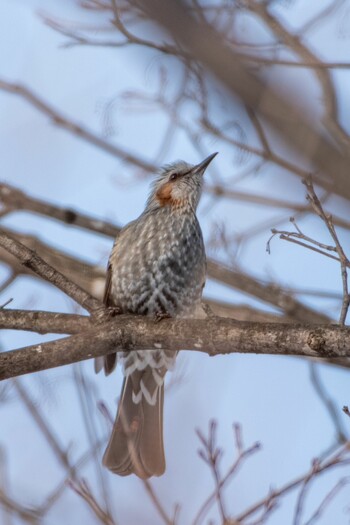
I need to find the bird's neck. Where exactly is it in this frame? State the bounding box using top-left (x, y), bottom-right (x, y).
top-left (145, 198), bottom-right (196, 216)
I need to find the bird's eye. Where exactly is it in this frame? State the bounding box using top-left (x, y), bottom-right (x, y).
top-left (169, 173), bottom-right (178, 181)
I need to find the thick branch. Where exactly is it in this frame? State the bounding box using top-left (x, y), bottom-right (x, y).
top-left (0, 310), bottom-right (89, 334)
top-left (1, 315), bottom-right (349, 381)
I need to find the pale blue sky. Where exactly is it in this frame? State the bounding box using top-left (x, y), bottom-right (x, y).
top-left (1, 1), bottom-right (350, 524)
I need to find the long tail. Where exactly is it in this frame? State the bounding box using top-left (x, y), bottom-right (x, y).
top-left (103, 371), bottom-right (165, 478)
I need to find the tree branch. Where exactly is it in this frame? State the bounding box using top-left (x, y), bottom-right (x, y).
top-left (1, 315), bottom-right (350, 381)
top-left (0, 79), bottom-right (156, 173)
top-left (0, 309), bottom-right (89, 334)
top-left (0, 183), bottom-right (120, 238)
top-left (136, 0), bottom-right (350, 200)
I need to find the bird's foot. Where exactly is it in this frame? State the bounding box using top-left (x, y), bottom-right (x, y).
top-left (92, 305), bottom-right (121, 324)
top-left (154, 312), bottom-right (172, 323)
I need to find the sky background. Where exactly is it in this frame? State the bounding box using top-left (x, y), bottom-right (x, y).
top-left (1, 1), bottom-right (350, 524)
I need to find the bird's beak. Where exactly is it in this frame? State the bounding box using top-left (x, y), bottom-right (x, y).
top-left (191, 152), bottom-right (218, 175)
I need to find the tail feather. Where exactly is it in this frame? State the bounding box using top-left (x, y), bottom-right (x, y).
top-left (103, 372), bottom-right (165, 478)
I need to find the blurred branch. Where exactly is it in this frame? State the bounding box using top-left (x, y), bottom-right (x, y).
top-left (0, 449), bottom-right (14, 525)
top-left (293, 459), bottom-right (322, 525)
top-left (235, 443), bottom-right (350, 522)
top-left (73, 365), bottom-right (113, 517)
top-left (299, 0), bottom-right (346, 35)
top-left (68, 479), bottom-right (116, 525)
top-left (13, 379), bottom-right (75, 474)
top-left (205, 184), bottom-right (350, 231)
top-left (310, 363), bottom-right (348, 444)
top-left (304, 476), bottom-right (350, 525)
top-left (0, 80), bottom-right (156, 173)
top-left (245, 1), bottom-right (350, 152)
top-left (1, 313), bottom-right (350, 380)
top-left (194, 422), bottom-right (260, 525)
top-left (196, 421), bottom-right (228, 523)
top-left (207, 260), bottom-right (329, 324)
top-left (0, 490), bottom-right (41, 524)
top-left (136, 0), bottom-right (350, 199)
top-left (38, 438), bottom-right (107, 514)
top-left (0, 183), bottom-right (120, 238)
top-left (142, 480), bottom-right (176, 525)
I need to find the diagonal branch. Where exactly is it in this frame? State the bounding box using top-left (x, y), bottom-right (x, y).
top-left (0, 230), bottom-right (101, 313)
top-left (0, 79), bottom-right (156, 173)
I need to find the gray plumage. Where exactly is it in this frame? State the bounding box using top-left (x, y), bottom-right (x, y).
top-left (96, 152), bottom-right (217, 478)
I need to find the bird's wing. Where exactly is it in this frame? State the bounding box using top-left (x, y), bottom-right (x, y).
top-left (103, 261), bottom-right (113, 307)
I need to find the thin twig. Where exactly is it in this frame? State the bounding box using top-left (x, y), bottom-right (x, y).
top-left (143, 480), bottom-right (176, 525)
top-left (303, 177), bottom-right (350, 324)
top-left (304, 476), bottom-right (350, 525)
top-left (68, 479), bottom-right (116, 525)
top-left (193, 423), bottom-right (260, 525)
top-left (236, 444), bottom-right (350, 522)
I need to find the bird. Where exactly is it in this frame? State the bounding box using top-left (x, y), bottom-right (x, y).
top-left (95, 152), bottom-right (218, 478)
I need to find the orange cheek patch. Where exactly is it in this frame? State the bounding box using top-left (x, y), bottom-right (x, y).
top-left (156, 183), bottom-right (187, 209)
top-left (156, 182), bottom-right (173, 206)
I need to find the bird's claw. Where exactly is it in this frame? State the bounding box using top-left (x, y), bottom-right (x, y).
top-left (92, 306), bottom-right (121, 324)
top-left (154, 312), bottom-right (171, 323)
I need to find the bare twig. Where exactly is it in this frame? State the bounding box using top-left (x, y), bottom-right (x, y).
top-left (235, 444), bottom-right (350, 522)
top-left (303, 177), bottom-right (350, 325)
top-left (0, 448), bottom-right (14, 525)
top-left (143, 480), bottom-right (176, 525)
top-left (196, 421), bottom-right (228, 523)
top-left (68, 479), bottom-right (116, 525)
top-left (193, 423), bottom-right (260, 525)
top-left (0, 272), bottom-right (17, 295)
top-left (271, 179), bottom-right (350, 325)
top-left (304, 476), bottom-right (350, 525)
top-left (73, 365), bottom-right (112, 517)
top-left (293, 459), bottom-right (320, 525)
top-left (13, 380), bottom-right (76, 475)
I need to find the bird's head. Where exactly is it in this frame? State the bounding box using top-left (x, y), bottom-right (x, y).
top-left (147, 152), bottom-right (218, 212)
